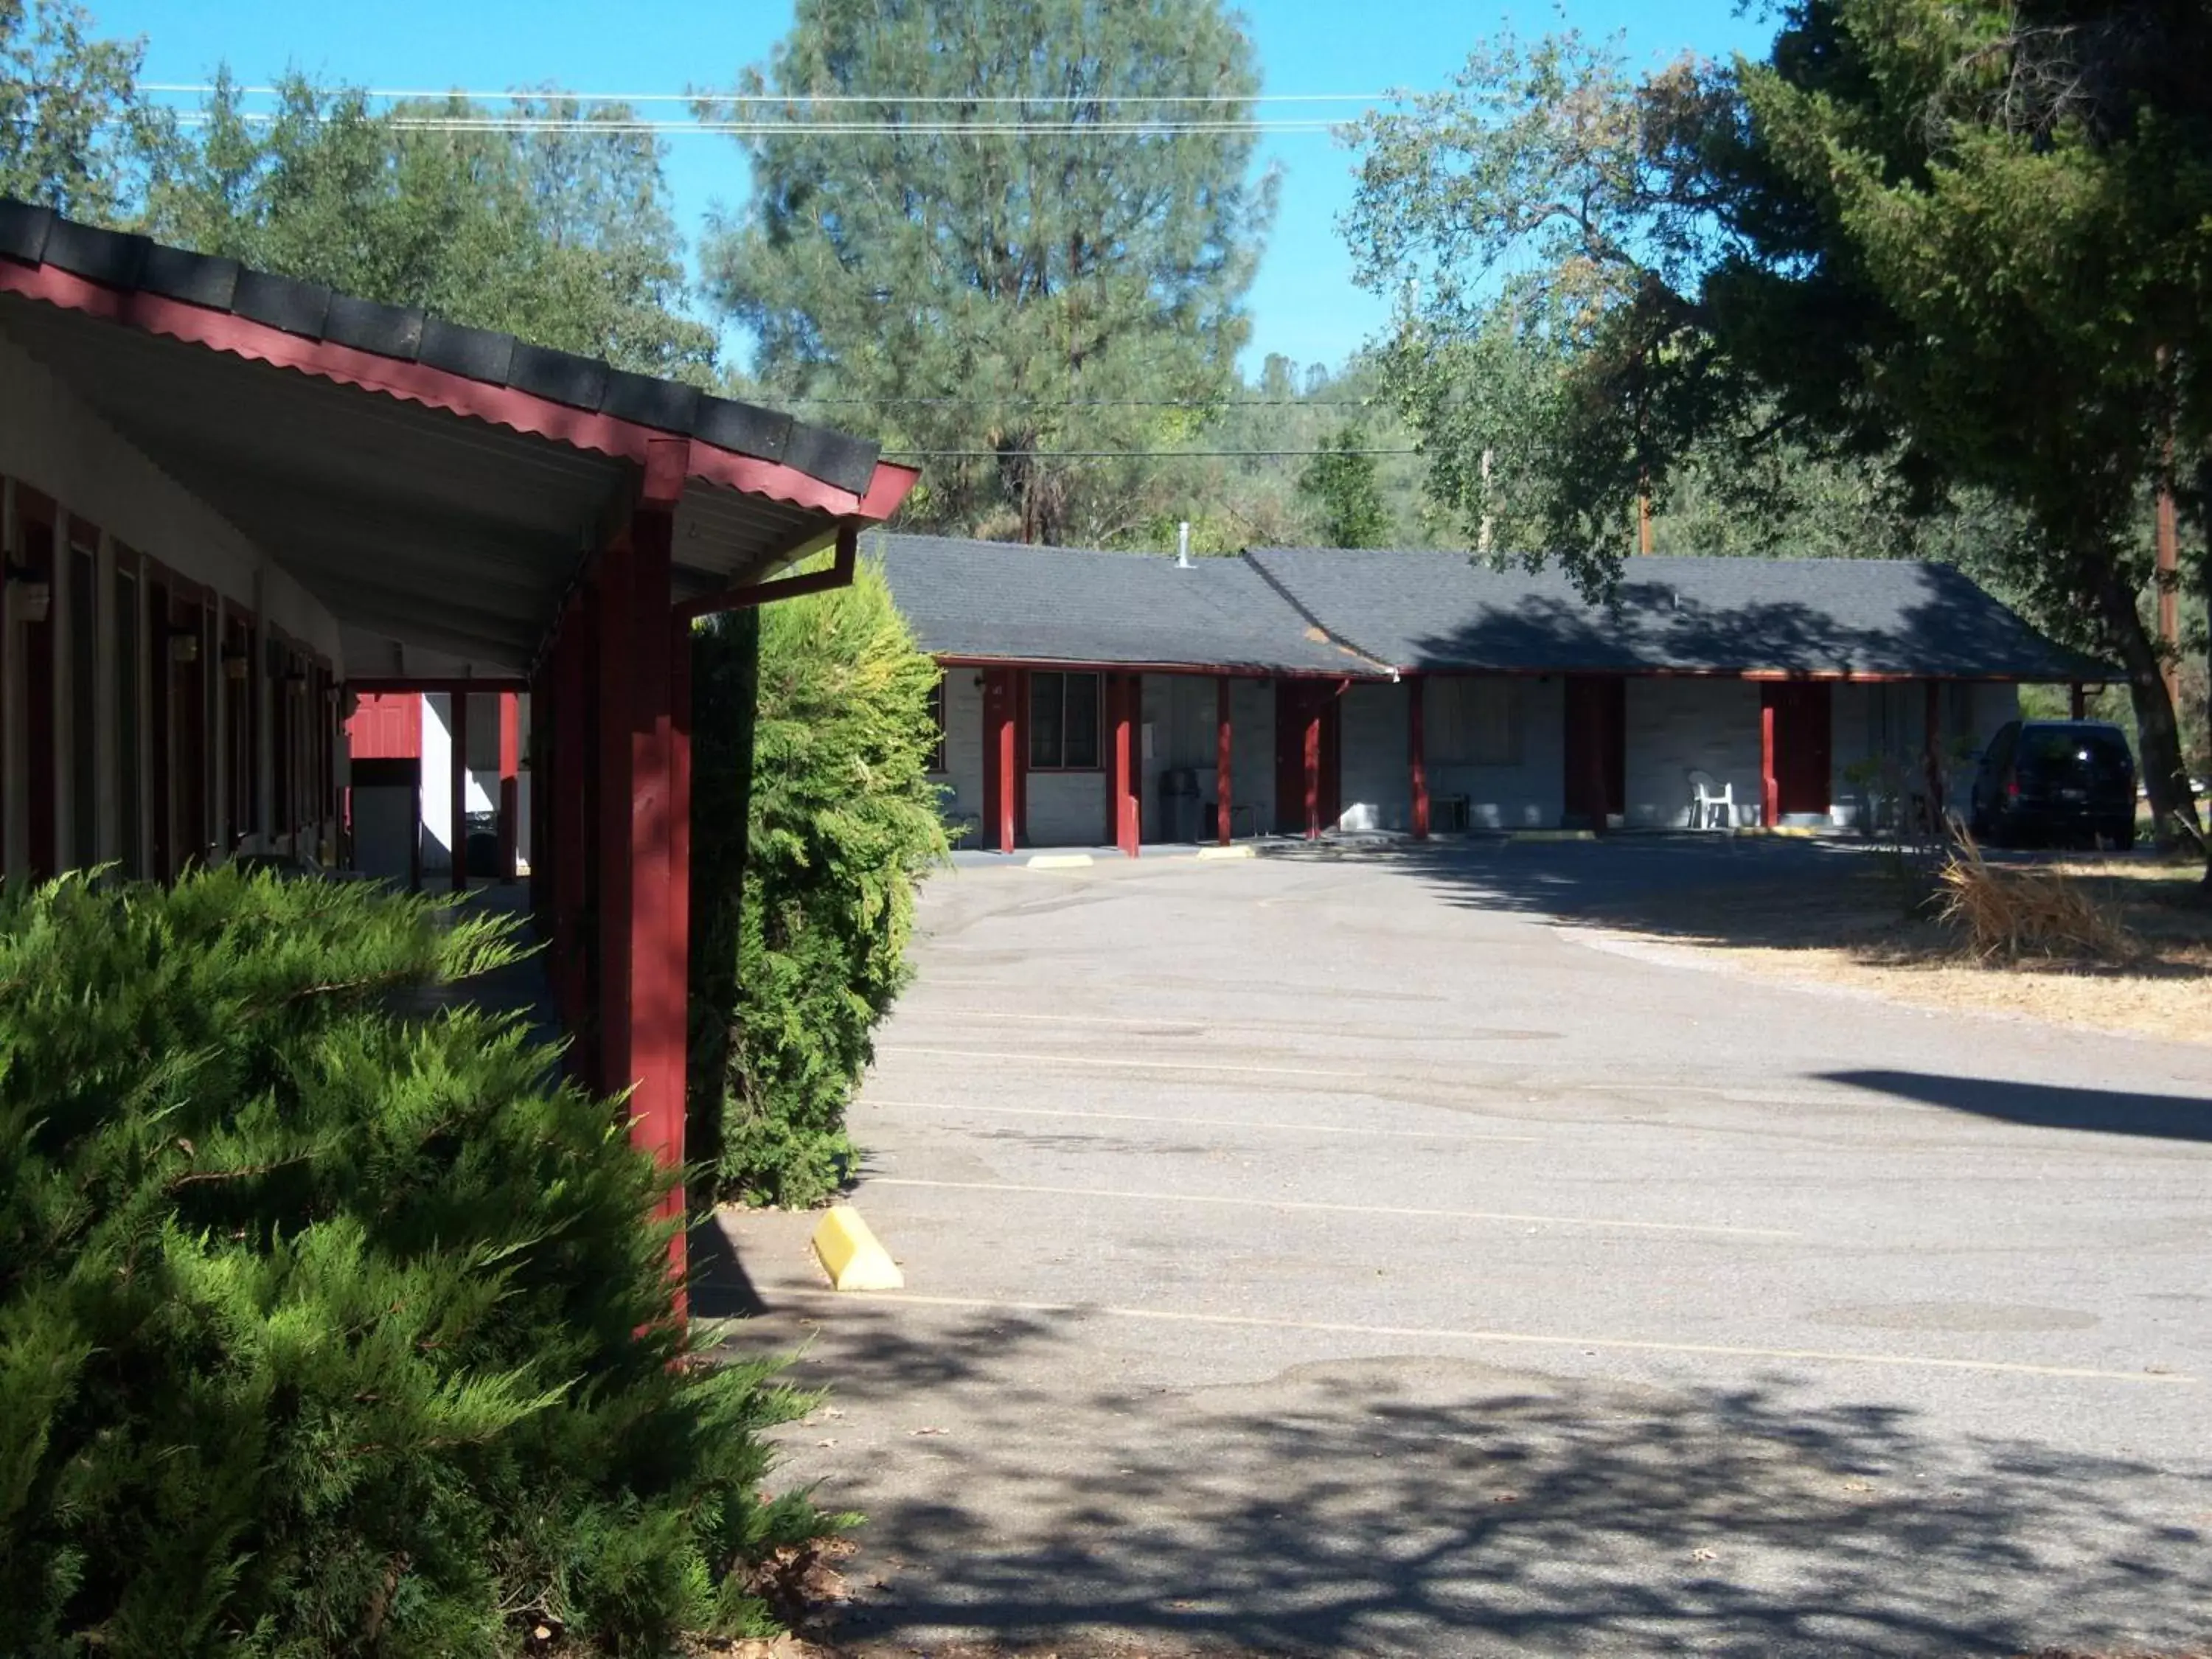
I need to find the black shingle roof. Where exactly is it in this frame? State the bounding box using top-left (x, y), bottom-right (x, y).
top-left (1247, 549), bottom-right (2111, 680)
top-left (876, 535), bottom-right (1386, 675)
top-left (0, 198), bottom-right (880, 496)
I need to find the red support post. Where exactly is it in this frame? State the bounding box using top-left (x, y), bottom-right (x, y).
top-left (597, 441), bottom-right (688, 1305)
top-left (1215, 675), bottom-right (1233, 845)
top-left (448, 688), bottom-right (469, 893)
top-left (552, 599), bottom-right (588, 1035)
top-left (1408, 675), bottom-right (1430, 841)
top-left (1760, 695), bottom-right (1778, 830)
top-left (1110, 672), bottom-right (1140, 857)
top-left (1304, 699), bottom-right (1323, 839)
top-left (497, 689), bottom-right (519, 882)
top-left (1924, 681), bottom-right (1945, 825)
top-left (982, 668), bottom-right (1018, 853)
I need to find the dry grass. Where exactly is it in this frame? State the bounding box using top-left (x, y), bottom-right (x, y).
top-left (1585, 852), bottom-right (2212, 1045)
top-left (1934, 835), bottom-right (2135, 961)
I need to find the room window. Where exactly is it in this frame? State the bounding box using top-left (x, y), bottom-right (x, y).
top-left (1029, 671), bottom-right (1100, 770)
top-left (1429, 678), bottom-right (1522, 767)
top-left (925, 672), bottom-right (947, 773)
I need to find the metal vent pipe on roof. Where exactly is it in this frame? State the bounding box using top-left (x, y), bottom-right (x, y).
top-left (1177, 520), bottom-right (1191, 568)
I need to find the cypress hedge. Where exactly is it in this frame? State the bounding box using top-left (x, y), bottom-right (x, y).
top-left (0, 870), bottom-right (832, 1655)
top-left (689, 557), bottom-right (948, 1208)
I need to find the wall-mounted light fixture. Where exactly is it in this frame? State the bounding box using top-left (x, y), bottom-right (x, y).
top-left (220, 643), bottom-right (251, 681)
top-left (167, 628), bottom-right (201, 664)
top-left (6, 563), bottom-right (50, 625)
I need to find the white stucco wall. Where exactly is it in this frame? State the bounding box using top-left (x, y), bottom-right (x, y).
top-left (1622, 678), bottom-right (1764, 829)
top-left (1828, 681), bottom-right (2022, 828)
top-left (1425, 675), bottom-right (1567, 830)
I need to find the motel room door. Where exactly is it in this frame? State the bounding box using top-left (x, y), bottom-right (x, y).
top-left (1273, 679), bottom-right (1341, 837)
top-left (1562, 675), bottom-right (1626, 829)
top-left (1761, 681), bottom-right (1833, 821)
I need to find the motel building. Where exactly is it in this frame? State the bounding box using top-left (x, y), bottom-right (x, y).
top-left (0, 199), bottom-right (916, 1287)
top-left (877, 535), bottom-right (2110, 852)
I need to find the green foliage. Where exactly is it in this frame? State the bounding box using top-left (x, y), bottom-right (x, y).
top-left (1298, 425), bottom-right (1393, 548)
top-left (1342, 7), bottom-right (2210, 849)
top-left (142, 74), bottom-right (718, 381)
top-left (709, 560), bottom-right (948, 1207)
top-left (0, 870), bottom-right (831, 1655)
top-left (702, 0), bottom-right (1278, 546)
top-left (0, 0), bottom-right (157, 223)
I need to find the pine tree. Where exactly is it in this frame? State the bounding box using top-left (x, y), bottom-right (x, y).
top-left (700, 0), bottom-right (1279, 545)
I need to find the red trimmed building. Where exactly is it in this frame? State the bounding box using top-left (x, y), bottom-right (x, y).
top-left (877, 535), bottom-right (2113, 850)
top-left (0, 199), bottom-right (916, 1290)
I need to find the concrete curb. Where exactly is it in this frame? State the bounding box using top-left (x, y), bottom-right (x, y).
top-left (812, 1205), bottom-right (904, 1291)
top-left (1194, 844), bottom-right (1258, 860)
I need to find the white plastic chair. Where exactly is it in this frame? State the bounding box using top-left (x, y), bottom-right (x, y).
top-left (1688, 770), bottom-right (1734, 830)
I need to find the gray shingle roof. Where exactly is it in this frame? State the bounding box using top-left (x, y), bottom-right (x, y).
top-left (875, 535), bottom-right (1385, 675)
top-left (1246, 549), bottom-right (2111, 680)
top-left (0, 198), bottom-right (879, 495)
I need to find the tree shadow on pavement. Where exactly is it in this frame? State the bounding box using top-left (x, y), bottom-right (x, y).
top-left (716, 1301), bottom-right (2212, 1659)
top-left (1824, 1068), bottom-right (2212, 1145)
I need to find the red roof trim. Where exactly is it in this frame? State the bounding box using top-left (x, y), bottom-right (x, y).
top-left (0, 258), bottom-right (919, 522)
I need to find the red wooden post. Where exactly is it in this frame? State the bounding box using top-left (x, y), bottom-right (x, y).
top-left (982, 668), bottom-right (1018, 852)
top-left (1109, 672), bottom-right (1139, 857)
top-left (1292, 695), bottom-right (1310, 836)
top-left (1759, 694), bottom-right (1778, 830)
top-left (448, 688), bottom-right (469, 892)
top-left (1408, 675), bottom-right (1430, 841)
top-left (1215, 675), bottom-right (1233, 844)
top-left (1924, 680), bottom-right (1944, 824)
top-left (552, 600), bottom-right (588, 1032)
top-left (598, 442), bottom-right (688, 1301)
top-left (496, 689), bottom-right (519, 882)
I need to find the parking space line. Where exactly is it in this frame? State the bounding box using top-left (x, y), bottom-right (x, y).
top-left (792, 1290), bottom-right (2194, 1385)
top-left (863, 1098), bottom-right (1541, 1144)
top-left (868, 1176), bottom-right (1795, 1238)
top-left (877, 1045), bottom-right (1366, 1080)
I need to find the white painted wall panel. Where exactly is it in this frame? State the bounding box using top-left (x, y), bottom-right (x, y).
top-left (1226, 676), bottom-right (1274, 835)
top-left (1622, 678), bottom-right (1762, 828)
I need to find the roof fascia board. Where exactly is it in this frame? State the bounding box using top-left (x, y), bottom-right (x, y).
top-left (927, 653), bottom-right (1388, 679)
top-left (0, 256), bottom-right (922, 521)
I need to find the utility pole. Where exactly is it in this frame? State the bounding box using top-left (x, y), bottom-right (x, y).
top-left (1637, 490), bottom-right (1653, 556)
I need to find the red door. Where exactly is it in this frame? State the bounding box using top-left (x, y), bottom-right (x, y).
top-left (1761, 681), bottom-right (1833, 820)
top-left (1273, 680), bottom-right (1341, 837)
top-left (1562, 675), bottom-right (1627, 828)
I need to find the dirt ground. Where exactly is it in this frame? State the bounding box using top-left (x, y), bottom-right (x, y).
top-left (1579, 849), bottom-right (2211, 1043)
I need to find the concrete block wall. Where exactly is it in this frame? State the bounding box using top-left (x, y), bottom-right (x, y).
top-left (1227, 675), bottom-right (1276, 835)
top-left (1427, 675), bottom-right (1567, 830)
top-left (932, 668), bottom-right (987, 846)
top-left (1339, 681), bottom-right (1412, 832)
top-left (1623, 678), bottom-right (1764, 828)
top-left (1028, 769), bottom-right (1107, 846)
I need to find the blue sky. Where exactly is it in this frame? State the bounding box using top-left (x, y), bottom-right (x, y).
top-left (100, 0), bottom-right (1775, 377)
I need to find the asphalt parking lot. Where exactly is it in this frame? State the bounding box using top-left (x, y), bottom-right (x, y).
top-left (713, 838), bottom-right (2212, 1658)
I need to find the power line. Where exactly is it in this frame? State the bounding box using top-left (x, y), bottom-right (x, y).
top-left (883, 447), bottom-right (1419, 458)
top-left (142, 83), bottom-right (1412, 105)
top-left (161, 111), bottom-right (1346, 136)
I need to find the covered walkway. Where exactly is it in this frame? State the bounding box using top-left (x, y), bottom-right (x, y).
top-left (0, 198), bottom-right (917, 1292)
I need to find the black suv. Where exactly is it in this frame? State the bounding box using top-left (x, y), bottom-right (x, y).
top-left (1969, 720), bottom-right (2137, 849)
